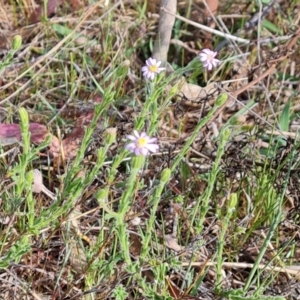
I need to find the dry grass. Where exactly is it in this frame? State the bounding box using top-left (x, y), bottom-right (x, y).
top-left (0, 0), bottom-right (300, 299)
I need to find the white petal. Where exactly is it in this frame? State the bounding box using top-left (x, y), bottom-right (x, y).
top-left (149, 72), bottom-right (155, 80)
top-left (140, 147), bottom-right (149, 156)
top-left (157, 67), bottom-right (166, 73)
top-left (147, 137), bottom-right (157, 143)
top-left (126, 135), bottom-right (137, 141)
top-left (212, 60), bottom-right (218, 67)
top-left (133, 130), bottom-right (140, 138)
top-left (201, 49), bottom-right (211, 55)
top-left (199, 55), bottom-right (207, 61)
top-left (126, 143), bottom-right (136, 151)
top-left (149, 57), bottom-right (156, 65)
top-left (146, 144), bottom-right (159, 153)
top-left (146, 58), bottom-right (151, 66)
top-left (145, 72), bottom-right (152, 79)
top-left (140, 132), bottom-right (147, 138)
top-left (134, 148), bottom-right (141, 155)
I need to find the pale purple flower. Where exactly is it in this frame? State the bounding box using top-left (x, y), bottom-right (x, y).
top-left (199, 49), bottom-right (220, 71)
top-left (126, 130), bottom-right (159, 156)
top-left (142, 58), bottom-right (166, 80)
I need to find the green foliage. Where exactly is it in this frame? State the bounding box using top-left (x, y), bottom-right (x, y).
top-left (279, 100), bottom-right (291, 132)
top-left (224, 288), bottom-right (285, 299)
top-left (0, 0), bottom-right (298, 298)
top-left (0, 35), bottom-right (22, 74)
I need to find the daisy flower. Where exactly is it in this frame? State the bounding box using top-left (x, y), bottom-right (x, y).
top-left (126, 130), bottom-right (159, 156)
top-left (142, 58), bottom-right (166, 80)
top-left (199, 48), bottom-right (220, 71)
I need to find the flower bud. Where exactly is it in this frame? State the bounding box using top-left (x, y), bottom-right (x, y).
top-left (215, 93), bottom-right (228, 106)
top-left (12, 35), bottom-right (22, 51)
top-left (19, 107), bottom-right (29, 125)
top-left (161, 168), bottom-right (171, 183)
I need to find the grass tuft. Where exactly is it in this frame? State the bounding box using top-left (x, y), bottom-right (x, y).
top-left (0, 0), bottom-right (300, 299)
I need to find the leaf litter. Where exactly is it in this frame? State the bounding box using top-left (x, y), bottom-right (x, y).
top-left (1, 0), bottom-right (300, 299)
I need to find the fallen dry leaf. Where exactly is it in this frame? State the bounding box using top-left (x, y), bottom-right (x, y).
top-left (32, 169), bottom-right (57, 201)
top-left (29, 0), bottom-right (84, 24)
top-left (61, 111), bottom-right (96, 160)
top-left (59, 95), bottom-right (103, 161)
top-left (0, 123), bottom-right (46, 146)
top-left (167, 77), bottom-right (219, 106)
top-left (69, 0), bottom-right (84, 10)
top-left (165, 234), bottom-right (182, 252)
top-left (68, 239), bottom-right (88, 273)
top-left (205, 0), bottom-right (219, 17)
top-left (0, 122), bottom-right (60, 157)
top-left (129, 233), bottom-right (142, 257)
top-left (0, 95), bottom-right (103, 164)
top-left (29, 0), bottom-right (64, 24)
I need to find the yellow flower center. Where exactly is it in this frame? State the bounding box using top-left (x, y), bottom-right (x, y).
top-left (149, 65), bottom-right (158, 73)
top-left (137, 137), bottom-right (147, 148)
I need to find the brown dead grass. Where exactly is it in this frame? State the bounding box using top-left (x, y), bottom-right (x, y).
top-left (1, 0), bottom-right (300, 299)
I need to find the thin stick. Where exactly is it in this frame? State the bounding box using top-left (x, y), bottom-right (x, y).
top-left (161, 7), bottom-right (250, 44)
top-left (181, 261), bottom-right (300, 277)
